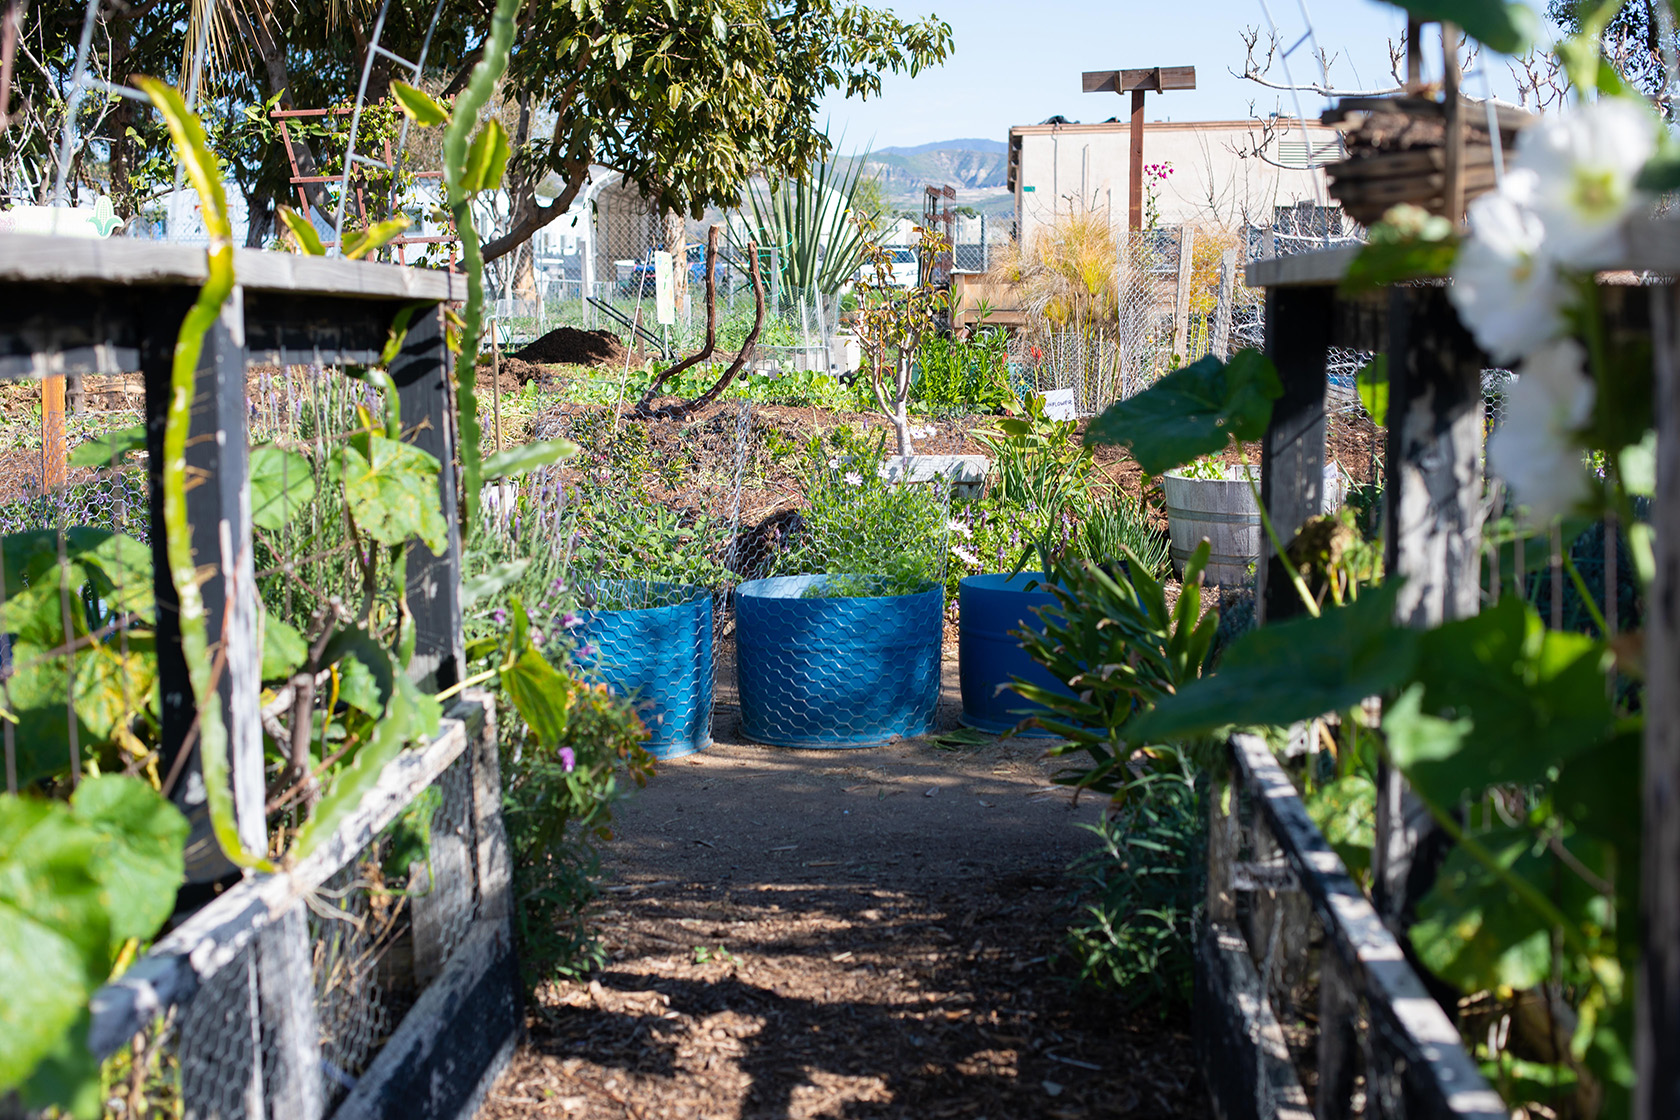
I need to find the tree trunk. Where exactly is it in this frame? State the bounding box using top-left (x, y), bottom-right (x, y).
top-left (892, 387), bottom-right (915, 459)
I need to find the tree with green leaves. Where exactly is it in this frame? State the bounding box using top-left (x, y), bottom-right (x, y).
top-left (486, 1), bottom-right (952, 262)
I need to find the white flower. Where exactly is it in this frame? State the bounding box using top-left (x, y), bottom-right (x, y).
top-left (1511, 96), bottom-right (1656, 268)
top-left (1488, 338), bottom-right (1596, 524)
top-left (1450, 177), bottom-right (1565, 364)
top-left (843, 471), bottom-right (863, 487)
top-left (828, 457), bottom-right (840, 469)
top-left (951, 544), bottom-right (981, 567)
top-left (947, 519), bottom-right (973, 539)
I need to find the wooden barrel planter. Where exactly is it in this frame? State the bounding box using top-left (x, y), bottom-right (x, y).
top-left (575, 582), bottom-right (714, 759)
top-left (957, 572), bottom-right (1072, 736)
top-left (734, 574), bottom-right (942, 749)
top-left (1162, 467), bottom-right (1261, 586)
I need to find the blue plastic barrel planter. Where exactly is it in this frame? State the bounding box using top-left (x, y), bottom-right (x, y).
top-left (735, 575), bottom-right (943, 749)
top-left (575, 583), bottom-right (714, 759)
top-left (958, 572), bottom-right (1074, 736)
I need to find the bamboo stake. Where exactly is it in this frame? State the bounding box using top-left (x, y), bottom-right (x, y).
top-left (41, 372), bottom-right (66, 493)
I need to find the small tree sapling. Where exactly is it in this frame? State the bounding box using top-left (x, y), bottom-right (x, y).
top-left (853, 220), bottom-right (950, 457)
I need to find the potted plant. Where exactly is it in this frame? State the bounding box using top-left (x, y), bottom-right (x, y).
top-left (734, 437), bottom-right (946, 748)
top-left (1160, 455), bottom-right (1262, 587)
top-left (573, 580), bottom-right (715, 759)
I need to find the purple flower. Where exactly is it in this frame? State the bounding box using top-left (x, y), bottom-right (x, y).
top-left (561, 611), bottom-right (582, 629)
top-left (492, 608), bottom-right (507, 624)
top-left (553, 578), bottom-right (567, 592)
top-left (578, 643), bottom-right (596, 659)
top-left (559, 746), bottom-right (576, 773)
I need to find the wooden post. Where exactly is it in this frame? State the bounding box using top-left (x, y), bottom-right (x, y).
top-left (1080, 66), bottom-right (1196, 232)
top-left (390, 304), bottom-right (463, 694)
top-left (1441, 24), bottom-right (1465, 224)
top-left (1174, 225), bottom-right (1197, 360)
top-left (144, 287), bottom-right (265, 884)
top-left (41, 371), bottom-right (65, 492)
top-left (1211, 248), bottom-right (1238, 359)
top-left (1129, 87), bottom-right (1146, 232)
top-left (1257, 284), bottom-right (1332, 625)
top-left (257, 907), bottom-right (325, 1120)
top-left (1641, 282), bottom-right (1680, 1120)
top-left (1373, 284), bottom-right (1485, 929)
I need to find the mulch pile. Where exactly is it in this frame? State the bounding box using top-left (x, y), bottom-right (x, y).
top-left (513, 326), bottom-right (629, 367)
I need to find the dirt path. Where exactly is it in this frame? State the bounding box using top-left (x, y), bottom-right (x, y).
top-left (483, 670), bottom-right (1207, 1119)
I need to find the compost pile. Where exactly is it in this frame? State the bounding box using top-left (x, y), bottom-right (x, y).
top-left (513, 326), bottom-right (628, 367)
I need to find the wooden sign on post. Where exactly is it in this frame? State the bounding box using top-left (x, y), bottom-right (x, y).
top-left (1082, 65), bottom-right (1197, 231)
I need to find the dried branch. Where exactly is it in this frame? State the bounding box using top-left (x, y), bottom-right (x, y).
top-left (634, 224), bottom-right (721, 414)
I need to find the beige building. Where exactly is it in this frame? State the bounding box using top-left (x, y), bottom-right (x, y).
top-left (1006, 117), bottom-right (1344, 244)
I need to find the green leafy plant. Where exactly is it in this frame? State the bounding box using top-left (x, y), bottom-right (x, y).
top-left (853, 220), bottom-right (950, 456)
top-left (911, 327), bottom-right (1014, 414)
top-left (0, 777), bottom-right (188, 1115)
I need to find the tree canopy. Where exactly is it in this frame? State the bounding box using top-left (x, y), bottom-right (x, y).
top-left (1, 0), bottom-right (951, 259)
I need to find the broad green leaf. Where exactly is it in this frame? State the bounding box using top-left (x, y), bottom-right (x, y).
top-left (1411, 826), bottom-right (1610, 992)
top-left (390, 80), bottom-right (449, 127)
top-left (295, 670), bottom-right (439, 857)
top-left (1620, 430), bottom-right (1656, 497)
top-left (1394, 596), bottom-right (1614, 804)
top-left (499, 600), bottom-right (573, 745)
top-left (69, 635), bottom-right (156, 743)
top-left (1130, 580), bottom-right (1418, 742)
top-left (1083, 349), bottom-right (1282, 475)
top-left (341, 215), bottom-right (412, 261)
top-left (481, 438), bottom-right (580, 479)
top-left (20, 1010), bottom-right (101, 1118)
top-left (249, 445), bottom-right (315, 531)
top-left (462, 557), bottom-right (531, 610)
top-left (277, 205), bottom-right (326, 256)
top-left (1340, 208), bottom-right (1459, 293)
top-left (67, 425), bottom-right (146, 468)
top-left (261, 615), bottom-right (308, 681)
top-left (380, 784), bottom-right (440, 879)
top-left (1385, 0), bottom-right (1537, 54)
top-left (69, 776), bottom-right (188, 942)
top-left (459, 119), bottom-right (511, 195)
top-left (1304, 774), bottom-right (1376, 877)
top-left (334, 435), bottom-right (449, 554)
top-left (318, 628), bottom-right (395, 717)
top-left (1555, 728), bottom-right (1641, 872)
top-left (1356, 354), bottom-right (1388, 429)
top-left (0, 797), bottom-right (107, 1094)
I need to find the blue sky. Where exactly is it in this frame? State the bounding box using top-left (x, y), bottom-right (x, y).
top-left (815, 0), bottom-right (1542, 151)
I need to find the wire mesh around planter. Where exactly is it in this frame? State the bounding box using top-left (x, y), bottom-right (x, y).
top-left (731, 444), bottom-right (953, 749)
top-left (572, 580), bottom-right (715, 757)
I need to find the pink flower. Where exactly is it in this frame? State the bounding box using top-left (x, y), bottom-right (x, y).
top-left (559, 747), bottom-right (576, 773)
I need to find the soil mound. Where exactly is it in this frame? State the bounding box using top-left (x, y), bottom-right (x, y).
top-left (512, 326), bottom-right (625, 367)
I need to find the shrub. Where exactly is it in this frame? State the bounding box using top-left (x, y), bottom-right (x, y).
top-left (1065, 766), bottom-right (1203, 1008)
top-left (911, 328), bottom-right (1014, 414)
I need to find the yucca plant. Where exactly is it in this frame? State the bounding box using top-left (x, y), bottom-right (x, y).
top-left (735, 143), bottom-right (885, 299)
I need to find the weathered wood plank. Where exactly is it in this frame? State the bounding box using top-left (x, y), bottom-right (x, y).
top-left (144, 286), bottom-right (265, 883)
top-left (1639, 282), bottom-right (1680, 1120)
top-left (329, 916), bottom-right (521, 1120)
top-left (0, 233), bottom-right (460, 301)
top-left (1228, 734), bottom-right (1506, 1120)
top-left (1258, 285), bottom-right (1332, 624)
top-left (1174, 226), bottom-right (1197, 358)
top-left (1194, 920), bottom-right (1314, 1120)
top-left (1244, 246), bottom-right (1361, 289)
top-left (467, 689), bottom-right (512, 928)
top-left (87, 699), bottom-right (487, 1058)
top-left (257, 907), bottom-right (326, 1120)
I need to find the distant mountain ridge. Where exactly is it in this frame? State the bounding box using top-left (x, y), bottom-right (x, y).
top-left (852, 139), bottom-right (1009, 198)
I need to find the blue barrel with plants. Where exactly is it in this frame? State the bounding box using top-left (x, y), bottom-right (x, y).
top-left (958, 572), bottom-right (1073, 736)
top-left (735, 574), bottom-right (942, 749)
top-left (575, 582), bottom-right (714, 759)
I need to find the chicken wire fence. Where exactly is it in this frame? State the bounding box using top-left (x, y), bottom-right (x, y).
top-left (0, 357), bottom-right (509, 1120)
top-left (85, 739), bottom-right (491, 1120)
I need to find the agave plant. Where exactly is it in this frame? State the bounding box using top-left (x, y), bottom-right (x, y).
top-left (734, 142), bottom-right (885, 299)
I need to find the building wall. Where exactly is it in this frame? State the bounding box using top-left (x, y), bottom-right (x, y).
top-left (1009, 119), bottom-right (1340, 246)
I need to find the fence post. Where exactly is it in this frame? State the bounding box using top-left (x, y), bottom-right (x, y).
top-left (1641, 282), bottom-right (1680, 1119)
top-left (1373, 285), bottom-right (1485, 928)
top-left (1257, 285), bottom-right (1332, 625)
top-left (1174, 226), bottom-right (1196, 361)
top-left (143, 287), bottom-right (265, 884)
top-left (390, 304), bottom-right (463, 693)
top-left (40, 371), bottom-right (66, 494)
top-left (257, 907), bottom-right (325, 1120)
